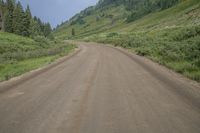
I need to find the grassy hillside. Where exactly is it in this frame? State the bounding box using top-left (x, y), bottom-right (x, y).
top-left (0, 32), bottom-right (76, 81)
top-left (54, 4), bottom-right (127, 39)
top-left (88, 0), bottom-right (200, 81)
top-left (86, 0), bottom-right (200, 81)
top-left (54, 0), bottom-right (200, 81)
top-left (54, 0), bottom-right (199, 39)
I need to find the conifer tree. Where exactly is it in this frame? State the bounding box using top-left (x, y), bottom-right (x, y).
top-left (30, 18), bottom-right (42, 37)
top-left (2, 0), bottom-right (52, 38)
top-left (72, 28), bottom-right (75, 36)
top-left (43, 23), bottom-right (52, 37)
top-left (24, 5), bottom-right (32, 36)
top-left (4, 0), bottom-right (15, 33)
top-left (35, 17), bottom-right (45, 36)
top-left (0, 0), bottom-right (4, 31)
top-left (12, 1), bottom-right (23, 35)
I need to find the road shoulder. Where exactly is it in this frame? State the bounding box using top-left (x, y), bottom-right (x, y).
top-left (0, 46), bottom-right (81, 93)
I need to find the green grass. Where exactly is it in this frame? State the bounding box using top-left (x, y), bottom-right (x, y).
top-left (54, 0), bottom-right (200, 39)
top-left (85, 25), bottom-right (200, 81)
top-left (0, 32), bottom-right (41, 54)
top-left (0, 32), bottom-right (76, 81)
top-left (53, 5), bottom-right (127, 39)
top-left (0, 57), bottom-right (55, 81)
top-left (53, 0), bottom-right (200, 82)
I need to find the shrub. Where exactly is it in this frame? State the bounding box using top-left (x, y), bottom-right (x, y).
top-left (33, 36), bottom-right (49, 47)
top-left (173, 25), bottom-right (200, 41)
top-left (106, 32), bottom-right (119, 38)
top-left (86, 25), bottom-right (200, 81)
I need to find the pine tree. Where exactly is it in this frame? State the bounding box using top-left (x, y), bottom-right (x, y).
top-left (35, 17), bottom-right (45, 36)
top-left (24, 5), bottom-right (32, 36)
top-left (12, 1), bottom-right (23, 35)
top-left (30, 18), bottom-right (42, 37)
top-left (4, 0), bottom-right (15, 33)
top-left (72, 28), bottom-right (75, 36)
top-left (2, 0), bottom-right (52, 38)
top-left (0, 0), bottom-right (4, 31)
top-left (43, 22), bottom-right (52, 37)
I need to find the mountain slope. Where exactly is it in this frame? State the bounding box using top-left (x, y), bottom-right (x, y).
top-left (54, 0), bottom-right (199, 39)
top-left (54, 0), bottom-right (200, 81)
top-left (54, 4), bottom-right (127, 39)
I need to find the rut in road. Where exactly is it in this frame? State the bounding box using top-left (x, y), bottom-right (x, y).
top-left (0, 43), bottom-right (200, 133)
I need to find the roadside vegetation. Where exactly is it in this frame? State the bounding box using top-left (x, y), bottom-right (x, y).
top-left (0, 31), bottom-right (76, 81)
top-left (85, 25), bottom-right (200, 81)
top-left (54, 0), bottom-right (200, 82)
top-left (0, 0), bottom-right (76, 81)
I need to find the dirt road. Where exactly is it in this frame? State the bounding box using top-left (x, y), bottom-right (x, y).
top-left (0, 42), bottom-right (200, 133)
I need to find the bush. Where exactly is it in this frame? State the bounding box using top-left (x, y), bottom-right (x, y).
top-left (47, 34), bottom-right (55, 41)
top-left (136, 47), bottom-right (150, 56)
top-left (106, 32), bottom-right (119, 38)
top-left (173, 25), bottom-right (200, 41)
top-left (96, 16), bottom-right (100, 21)
top-left (87, 25), bottom-right (200, 81)
top-left (33, 36), bottom-right (49, 47)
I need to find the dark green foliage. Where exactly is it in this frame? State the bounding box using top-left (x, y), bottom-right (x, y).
top-left (22, 5), bottom-right (32, 37)
top-left (4, 0), bottom-right (14, 32)
top-left (96, 0), bottom-right (180, 23)
top-left (97, 0), bottom-right (123, 7)
top-left (97, 0), bottom-right (174, 10)
top-left (124, 0), bottom-right (180, 11)
top-left (158, 0), bottom-right (180, 9)
top-left (106, 32), bottom-right (119, 38)
top-left (72, 28), bottom-right (75, 36)
top-left (70, 16), bottom-right (85, 25)
top-left (12, 1), bottom-right (23, 35)
top-left (2, 0), bottom-right (52, 38)
top-left (81, 6), bottom-right (95, 17)
top-left (125, 0), bottom-right (180, 22)
top-left (32, 17), bottom-right (52, 37)
top-left (4, 11), bottom-right (13, 32)
top-left (10, 2), bottom-right (34, 37)
top-left (0, 0), bottom-right (6, 31)
top-left (30, 18), bottom-right (42, 37)
top-left (43, 23), bottom-right (52, 37)
top-left (172, 26), bottom-right (200, 41)
top-left (33, 36), bottom-right (49, 47)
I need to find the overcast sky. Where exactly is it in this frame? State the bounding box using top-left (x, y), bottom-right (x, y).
top-left (19, 0), bottom-right (99, 28)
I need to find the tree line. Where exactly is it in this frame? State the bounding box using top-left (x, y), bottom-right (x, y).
top-left (0, 0), bottom-right (52, 38)
top-left (124, 0), bottom-right (180, 11)
top-left (125, 0), bottom-right (180, 22)
top-left (97, 0), bottom-right (180, 22)
top-left (98, 0), bottom-right (179, 9)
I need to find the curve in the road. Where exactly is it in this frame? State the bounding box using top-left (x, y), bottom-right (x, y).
top-left (0, 42), bottom-right (199, 133)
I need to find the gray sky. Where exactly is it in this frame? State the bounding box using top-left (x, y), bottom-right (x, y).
top-left (19, 0), bottom-right (99, 28)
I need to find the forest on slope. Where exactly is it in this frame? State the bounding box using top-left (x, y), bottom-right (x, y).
top-left (0, 0), bottom-right (52, 38)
